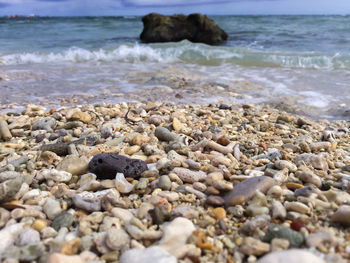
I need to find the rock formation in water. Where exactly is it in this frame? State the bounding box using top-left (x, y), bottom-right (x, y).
top-left (140, 13), bottom-right (228, 45)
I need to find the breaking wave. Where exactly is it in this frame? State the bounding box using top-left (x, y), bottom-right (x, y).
top-left (2, 41), bottom-right (350, 70)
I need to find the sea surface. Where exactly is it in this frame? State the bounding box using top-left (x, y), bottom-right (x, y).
top-left (1, 15), bottom-right (350, 119)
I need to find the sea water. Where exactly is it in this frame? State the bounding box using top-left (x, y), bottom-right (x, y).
top-left (1, 15), bottom-right (350, 119)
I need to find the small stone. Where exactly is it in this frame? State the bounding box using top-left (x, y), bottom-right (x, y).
top-left (0, 177), bottom-right (24, 202)
top-left (72, 192), bottom-right (101, 212)
top-left (0, 119), bottom-right (12, 141)
top-left (43, 198), bottom-right (62, 220)
top-left (15, 228), bottom-right (40, 246)
top-left (284, 201), bottom-right (310, 214)
top-left (0, 223), bottom-right (25, 255)
top-left (263, 224), bottom-right (304, 248)
top-left (240, 237), bottom-right (270, 256)
top-left (171, 205), bottom-right (199, 219)
top-left (32, 117), bottom-right (56, 132)
top-left (331, 205), bottom-right (350, 225)
top-left (68, 111), bottom-right (91, 124)
top-left (270, 238), bottom-right (290, 251)
top-left (132, 134), bottom-right (150, 146)
top-left (155, 127), bottom-right (176, 142)
top-left (32, 219), bottom-right (47, 232)
top-left (56, 155), bottom-right (89, 176)
top-left (297, 170), bottom-right (322, 188)
top-left (52, 212), bottom-right (74, 231)
top-left (258, 249), bottom-right (326, 263)
top-left (272, 200), bottom-right (286, 219)
top-left (115, 173), bottom-right (134, 194)
top-left (295, 153), bottom-right (328, 170)
top-left (240, 215), bottom-right (271, 235)
top-left (206, 195), bottom-right (224, 206)
top-left (224, 176), bottom-right (276, 207)
top-left (106, 228), bottom-right (130, 251)
top-left (111, 207), bottom-right (134, 223)
top-left (172, 167), bottom-right (207, 183)
top-left (158, 175), bottom-right (172, 191)
top-left (306, 228), bottom-right (336, 248)
top-left (61, 238), bottom-right (80, 255)
top-left (48, 253), bottom-right (83, 263)
top-left (120, 247), bottom-right (176, 263)
top-left (43, 169), bottom-right (72, 182)
top-left (213, 207), bottom-right (226, 220)
top-left (157, 217), bottom-right (195, 258)
top-left (172, 117), bottom-right (183, 132)
top-left (275, 160), bottom-right (297, 172)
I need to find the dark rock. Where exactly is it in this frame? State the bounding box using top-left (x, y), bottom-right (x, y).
top-left (219, 104), bottom-right (232, 110)
top-left (140, 13), bottom-right (228, 45)
top-left (41, 134), bottom-right (100, 156)
top-left (52, 211), bottom-right (74, 231)
top-left (88, 153), bottom-right (148, 179)
top-left (35, 133), bottom-right (46, 143)
top-left (263, 224), bottom-right (304, 247)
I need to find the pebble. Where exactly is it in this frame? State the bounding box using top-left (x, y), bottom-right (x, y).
top-left (157, 217), bottom-right (195, 258)
top-left (52, 212), bottom-right (74, 231)
top-left (0, 119), bottom-right (12, 141)
top-left (115, 173), bottom-right (134, 194)
top-left (32, 219), bottom-right (47, 231)
top-left (15, 228), bottom-right (40, 246)
top-left (331, 205), bottom-right (350, 225)
top-left (295, 153), bottom-right (328, 170)
top-left (306, 228), bottom-right (336, 248)
top-left (56, 155), bottom-right (89, 176)
top-left (240, 237), bottom-right (270, 256)
top-left (155, 127), bottom-right (177, 142)
top-left (0, 223), bottom-right (24, 255)
top-left (32, 117), bottom-right (56, 132)
top-left (258, 249), bottom-right (326, 263)
top-left (263, 224), bottom-right (304, 248)
top-left (72, 192), bottom-right (101, 212)
top-left (106, 228), bottom-right (130, 251)
top-left (297, 171), bottom-right (322, 188)
top-left (43, 169), bottom-right (72, 182)
top-left (206, 195), bottom-right (224, 206)
top-left (43, 198), bottom-right (62, 220)
top-left (284, 201), bottom-right (310, 214)
top-left (224, 176), bottom-right (276, 207)
top-left (120, 247), bottom-right (176, 263)
top-left (274, 160), bottom-right (297, 172)
top-left (240, 214), bottom-right (271, 235)
top-left (172, 167), bottom-right (206, 183)
top-left (48, 253), bottom-right (83, 263)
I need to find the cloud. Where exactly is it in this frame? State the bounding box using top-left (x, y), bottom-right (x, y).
top-left (36, 0), bottom-right (69, 2)
top-left (122, 0), bottom-right (234, 6)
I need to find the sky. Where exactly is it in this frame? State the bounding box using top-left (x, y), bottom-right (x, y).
top-left (0, 0), bottom-right (349, 16)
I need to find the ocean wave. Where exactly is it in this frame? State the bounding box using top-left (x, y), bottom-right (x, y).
top-left (1, 41), bottom-right (350, 70)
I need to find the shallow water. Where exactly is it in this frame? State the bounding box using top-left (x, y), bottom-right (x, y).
top-left (0, 15), bottom-right (350, 119)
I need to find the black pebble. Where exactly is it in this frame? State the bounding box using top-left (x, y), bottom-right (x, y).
top-left (88, 153), bottom-right (148, 179)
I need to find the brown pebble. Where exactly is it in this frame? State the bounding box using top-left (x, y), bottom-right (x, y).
top-left (227, 195), bottom-right (246, 206)
top-left (213, 207), bottom-right (226, 220)
top-left (206, 195), bottom-right (225, 206)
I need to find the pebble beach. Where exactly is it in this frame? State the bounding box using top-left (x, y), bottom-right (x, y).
top-left (0, 101), bottom-right (349, 263)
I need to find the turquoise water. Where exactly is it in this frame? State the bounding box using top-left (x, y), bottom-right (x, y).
top-left (0, 15), bottom-right (350, 118)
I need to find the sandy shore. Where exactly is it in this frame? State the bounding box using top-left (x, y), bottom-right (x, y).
top-left (0, 101), bottom-right (349, 263)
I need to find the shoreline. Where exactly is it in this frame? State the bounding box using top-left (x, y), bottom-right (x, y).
top-left (0, 101), bottom-right (349, 262)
